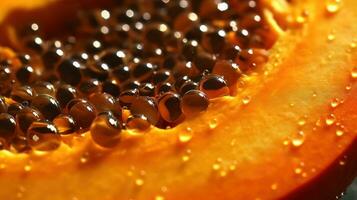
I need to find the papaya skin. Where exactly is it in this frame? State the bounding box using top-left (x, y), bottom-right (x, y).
top-left (0, 0), bottom-right (356, 200)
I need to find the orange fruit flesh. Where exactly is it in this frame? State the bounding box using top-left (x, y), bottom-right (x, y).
top-left (0, 0), bottom-right (356, 200)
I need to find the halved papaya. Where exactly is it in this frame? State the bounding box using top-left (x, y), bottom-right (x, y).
top-left (0, 0), bottom-right (356, 200)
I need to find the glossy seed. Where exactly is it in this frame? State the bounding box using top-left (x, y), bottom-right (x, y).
top-left (89, 92), bottom-right (117, 113)
top-left (199, 74), bottom-right (230, 99)
top-left (126, 114), bottom-right (151, 131)
top-left (100, 50), bottom-right (126, 68)
top-left (0, 113), bottom-right (17, 144)
top-left (31, 94), bottom-right (61, 121)
top-left (69, 100), bottom-right (97, 130)
top-left (181, 90), bottom-right (209, 116)
top-left (130, 96), bottom-right (160, 125)
top-left (11, 85), bottom-right (35, 103)
top-left (90, 112), bottom-right (122, 148)
top-left (179, 80), bottom-right (198, 95)
top-left (0, 96), bottom-right (7, 113)
top-left (55, 84), bottom-right (78, 108)
top-left (132, 62), bottom-right (155, 81)
top-left (27, 121), bottom-right (61, 151)
top-left (57, 59), bottom-right (83, 86)
top-left (16, 65), bottom-right (36, 84)
top-left (212, 60), bottom-right (241, 87)
top-left (158, 92), bottom-right (184, 123)
top-left (112, 65), bottom-right (131, 82)
top-left (139, 82), bottom-right (155, 97)
top-left (102, 79), bottom-right (121, 97)
top-left (78, 78), bottom-right (101, 95)
top-left (16, 107), bottom-right (43, 135)
top-left (42, 48), bottom-right (64, 69)
top-left (33, 81), bottom-right (55, 96)
top-left (7, 103), bottom-right (24, 117)
top-left (119, 89), bottom-right (139, 107)
top-left (53, 114), bottom-right (77, 135)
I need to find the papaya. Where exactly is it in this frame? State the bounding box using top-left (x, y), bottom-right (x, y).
top-left (0, 0), bottom-right (356, 200)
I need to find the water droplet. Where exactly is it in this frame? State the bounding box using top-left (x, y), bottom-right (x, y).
top-left (135, 178), bottom-right (144, 186)
top-left (229, 164), bottom-right (237, 171)
top-left (209, 119), bottom-right (218, 129)
top-left (294, 167), bottom-right (302, 175)
top-left (330, 98), bottom-right (341, 108)
top-left (351, 67), bottom-right (357, 79)
top-left (219, 170), bottom-right (228, 177)
top-left (339, 160), bottom-right (346, 166)
top-left (326, 0), bottom-right (341, 14)
top-left (346, 84), bottom-right (352, 91)
top-left (283, 139), bottom-right (290, 146)
top-left (271, 183), bottom-right (278, 190)
top-left (155, 195), bottom-right (165, 200)
top-left (182, 155), bottom-right (190, 162)
top-left (326, 114), bottom-right (336, 126)
top-left (315, 119), bottom-right (323, 127)
top-left (291, 131), bottom-right (305, 147)
top-left (127, 170), bottom-right (134, 177)
top-left (242, 96), bottom-right (251, 105)
top-left (298, 118), bottom-right (306, 126)
top-left (336, 129), bottom-right (344, 137)
top-left (0, 163), bottom-right (6, 169)
top-left (80, 157), bottom-right (88, 164)
top-left (327, 34), bottom-right (335, 42)
top-left (212, 163), bottom-right (221, 171)
top-left (178, 127), bottom-right (193, 143)
top-left (24, 164), bottom-right (32, 172)
top-left (230, 138), bottom-right (237, 146)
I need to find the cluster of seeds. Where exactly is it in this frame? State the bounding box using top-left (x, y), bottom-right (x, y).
top-left (0, 0), bottom-right (272, 151)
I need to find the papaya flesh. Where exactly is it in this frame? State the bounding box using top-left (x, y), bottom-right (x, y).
top-left (0, 0), bottom-right (356, 200)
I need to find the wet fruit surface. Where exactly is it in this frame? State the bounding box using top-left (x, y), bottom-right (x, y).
top-left (0, 0), bottom-right (356, 200)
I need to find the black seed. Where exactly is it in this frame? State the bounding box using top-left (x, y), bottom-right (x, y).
top-left (119, 89), bottom-right (139, 107)
top-left (101, 50), bottom-right (127, 68)
top-left (32, 81), bottom-right (55, 96)
top-left (180, 80), bottom-right (198, 95)
top-left (0, 113), bottom-right (17, 142)
top-left (193, 51), bottom-right (216, 72)
top-left (199, 74), bottom-right (230, 99)
top-left (158, 92), bottom-right (183, 123)
top-left (57, 59), bottom-right (83, 86)
top-left (27, 121), bottom-right (60, 151)
top-left (181, 90), bottom-right (209, 116)
top-left (42, 48), bottom-right (64, 69)
top-left (56, 84), bottom-right (78, 108)
top-left (102, 79), bottom-right (121, 97)
top-left (7, 103), bottom-right (24, 117)
top-left (31, 94), bottom-right (61, 121)
top-left (16, 65), bottom-right (35, 84)
top-left (69, 100), bottom-right (97, 130)
top-left (78, 79), bottom-right (101, 95)
top-left (53, 114), bottom-right (77, 135)
top-left (126, 114), bottom-right (151, 131)
top-left (132, 62), bottom-right (155, 81)
top-left (85, 61), bottom-right (110, 81)
top-left (16, 107), bottom-right (43, 134)
top-left (11, 85), bottom-right (35, 103)
top-left (0, 96), bottom-right (7, 113)
top-left (130, 96), bottom-right (160, 125)
top-left (156, 82), bottom-right (173, 95)
top-left (152, 70), bottom-right (172, 84)
top-left (139, 82), bottom-right (155, 97)
top-left (112, 65), bottom-right (131, 82)
top-left (181, 40), bottom-right (198, 61)
top-left (90, 112), bottom-right (122, 148)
